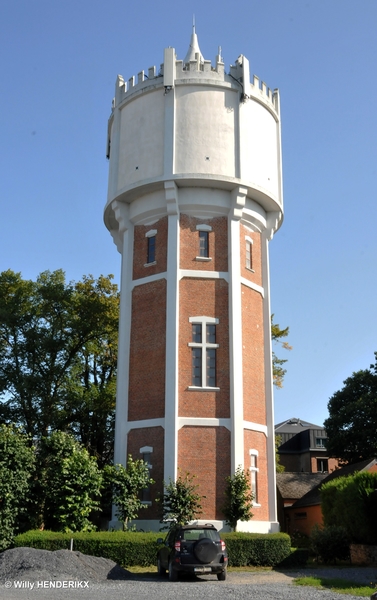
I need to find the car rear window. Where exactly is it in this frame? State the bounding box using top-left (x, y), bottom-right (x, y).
top-left (181, 529), bottom-right (220, 541)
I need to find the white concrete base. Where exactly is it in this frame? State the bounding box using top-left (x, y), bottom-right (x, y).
top-left (236, 520), bottom-right (280, 533)
top-left (108, 518), bottom-right (280, 533)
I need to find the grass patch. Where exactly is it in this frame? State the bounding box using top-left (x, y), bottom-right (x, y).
top-left (295, 576), bottom-right (377, 597)
top-left (126, 565), bottom-right (157, 574)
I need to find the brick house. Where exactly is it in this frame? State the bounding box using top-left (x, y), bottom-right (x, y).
top-left (282, 458), bottom-right (377, 537)
top-left (275, 417), bottom-right (339, 474)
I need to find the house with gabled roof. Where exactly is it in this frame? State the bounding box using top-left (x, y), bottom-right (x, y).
top-left (283, 457), bottom-right (377, 536)
top-left (275, 417), bottom-right (339, 474)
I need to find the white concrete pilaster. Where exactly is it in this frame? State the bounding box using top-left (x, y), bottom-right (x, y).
top-left (164, 181), bottom-right (179, 482)
top-left (261, 222), bottom-right (278, 526)
top-left (228, 186), bottom-right (247, 474)
top-left (112, 201), bottom-right (133, 468)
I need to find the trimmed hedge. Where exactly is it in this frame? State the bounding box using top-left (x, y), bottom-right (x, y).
top-left (222, 532), bottom-right (291, 567)
top-left (14, 530), bottom-right (292, 568)
top-left (14, 531), bottom-right (161, 567)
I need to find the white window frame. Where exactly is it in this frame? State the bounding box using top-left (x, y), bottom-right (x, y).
top-left (188, 316), bottom-right (219, 390)
top-left (249, 449), bottom-right (260, 505)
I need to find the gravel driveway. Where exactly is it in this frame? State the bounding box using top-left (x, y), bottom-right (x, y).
top-left (1, 567), bottom-right (376, 600)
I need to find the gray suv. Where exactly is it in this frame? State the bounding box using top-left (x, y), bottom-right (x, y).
top-left (157, 524), bottom-right (228, 581)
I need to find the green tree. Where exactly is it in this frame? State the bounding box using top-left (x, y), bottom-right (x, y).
top-left (103, 456), bottom-right (154, 530)
top-left (324, 354), bottom-right (377, 463)
top-left (222, 465), bottom-right (253, 531)
top-left (271, 315), bottom-right (292, 388)
top-left (159, 472), bottom-right (202, 527)
top-left (0, 425), bottom-right (35, 549)
top-left (320, 472), bottom-right (377, 544)
top-left (275, 435), bottom-right (285, 473)
top-left (36, 431), bottom-right (102, 532)
top-left (0, 269), bottom-right (119, 465)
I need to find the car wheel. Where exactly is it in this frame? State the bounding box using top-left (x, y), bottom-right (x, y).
top-left (194, 538), bottom-right (218, 563)
top-left (168, 560), bottom-right (178, 582)
top-left (157, 557), bottom-right (165, 576)
top-left (217, 570), bottom-right (226, 581)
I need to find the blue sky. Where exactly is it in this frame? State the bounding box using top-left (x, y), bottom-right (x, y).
top-left (1, 1), bottom-right (376, 427)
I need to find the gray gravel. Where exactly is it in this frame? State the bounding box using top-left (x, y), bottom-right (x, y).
top-left (0, 547), bottom-right (375, 600)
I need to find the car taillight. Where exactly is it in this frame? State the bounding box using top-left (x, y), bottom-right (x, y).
top-left (220, 540), bottom-right (226, 551)
top-left (174, 540), bottom-right (181, 552)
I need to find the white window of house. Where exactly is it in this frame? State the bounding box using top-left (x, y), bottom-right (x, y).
top-left (188, 316), bottom-right (219, 389)
top-left (245, 236), bottom-right (253, 270)
top-left (249, 449), bottom-right (259, 504)
top-left (315, 437), bottom-right (327, 448)
top-left (196, 224), bottom-right (212, 261)
top-left (140, 446), bottom-right (153, 503)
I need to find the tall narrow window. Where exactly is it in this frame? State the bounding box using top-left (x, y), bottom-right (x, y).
top-left (140, 447), bottom-right (153, 503)
top-left (245, 237), bottom-right (253, 270)
top-left (147, 235), bottom-right (156, 263)
top-left (145, 229), bottom-right (157, 265)
top-left (196, 224), bottom-right (212, 260)
top-left (188, 317), bottom-right (219, 389)
top-left (249, 450), bottom-right (259, 503)
top-left (199, 230), bottom-right (209, 258)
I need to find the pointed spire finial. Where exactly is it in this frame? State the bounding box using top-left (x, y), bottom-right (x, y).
top-left (184, 18), bottom-right (204, 64)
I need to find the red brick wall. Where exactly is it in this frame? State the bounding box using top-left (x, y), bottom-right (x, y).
top-left (240, 226), bottom-right (262, 287)
top-left (179, 214), bottom-right (228, 272)
top-left (310, 455), bottom-right (340, 473)
top-left (128, 279), bottom-right (166, 421)
top-left (244, 430), bottom-right (269, 520)
top-left (179, 278), bottom-right (230, 418)
top-left (127, 426), bottom-right (164, 520)
top-left (133, 216), bottom-right (168, 280)
top-left (178, 426), bottom-right (231, 520)
top-left (242, 286), bottom-right (266, 424)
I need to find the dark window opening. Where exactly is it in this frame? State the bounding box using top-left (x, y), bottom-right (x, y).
top-left (317, 458), bottom-right (328, 473)
top-left (147, 236), bottom-right (156, 263)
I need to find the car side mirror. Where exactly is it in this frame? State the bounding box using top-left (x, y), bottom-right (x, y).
top-left (157, 538), bottom-right (163, 544)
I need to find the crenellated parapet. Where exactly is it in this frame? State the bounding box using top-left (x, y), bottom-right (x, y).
top-left (110, 49), bottom-right (279, 118)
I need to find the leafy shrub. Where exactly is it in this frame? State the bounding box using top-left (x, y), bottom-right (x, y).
top-left (222, 466), bottom-right (253, 530)
top-left (0, 425), bottom-right (35, 550)
top-left (290, 530), bottom-right (310, 549)
top-left (277, 548), bottom-right (309, 568)
top-left (321, 472), bottom-right (377, 544)
top-left (222, 532), bottom-right (291, 567)
top-left (310, 525), bottom-right (350, 564)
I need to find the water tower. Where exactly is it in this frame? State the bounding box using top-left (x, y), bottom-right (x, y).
top-left (104, 28), bottom-right (283, 531)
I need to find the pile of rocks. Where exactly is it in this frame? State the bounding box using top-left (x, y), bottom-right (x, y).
top-left (0, 547), bottom-right (131, 582)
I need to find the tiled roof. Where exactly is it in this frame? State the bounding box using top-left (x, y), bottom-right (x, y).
top-left (276, 472), bottom-right (327, 500)
top-left (275, 417), bottom-right (324, 433)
